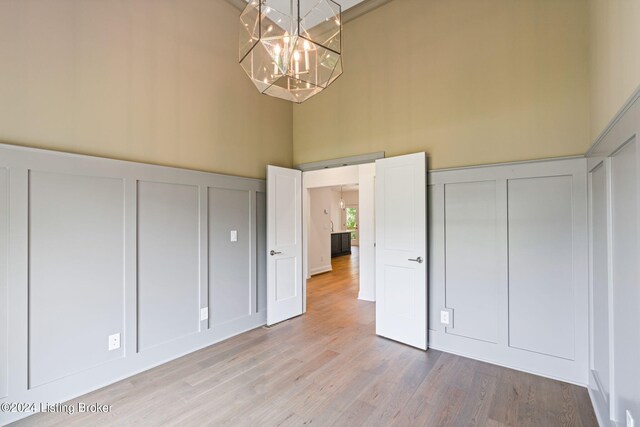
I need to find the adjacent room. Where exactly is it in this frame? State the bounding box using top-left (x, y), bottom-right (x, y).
top-left (0, 0), bottom-right (638, 426)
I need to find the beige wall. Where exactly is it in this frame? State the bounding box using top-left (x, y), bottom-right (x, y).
top-left (293, 0), bottom-right (590, 169)
top-left (589, 0), bottom-right (640, 141)
top-left (0, 0), bottom-right (292, 179)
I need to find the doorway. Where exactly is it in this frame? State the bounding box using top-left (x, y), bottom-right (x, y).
top-left (307, 184), bottom-right (360, 283)
top-left (302, 163), bottom-right (376, 306)
top-left (267, 153), bottom-right (427, 349)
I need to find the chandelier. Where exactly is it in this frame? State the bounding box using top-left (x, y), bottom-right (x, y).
top-left (239, 0), bottom-right (343, 103)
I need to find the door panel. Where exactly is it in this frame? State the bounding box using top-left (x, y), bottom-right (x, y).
top-left (375, 153), bottom-right (427, 350)
top-left (267, 166), bottom-right (303, 325)
top-left (275, 257), bottom-right (297, 301)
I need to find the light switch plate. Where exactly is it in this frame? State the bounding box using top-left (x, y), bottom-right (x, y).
top-left (200, 307), bottom-right (209, 321)
top-left (230, 230), bottom-right (238, 242)
top-left (108, 333), bottom-right (120, 351)
top-left (440, 308), bottom-right (454, 327)
top-left (627, 410), bottom-right (634, 427)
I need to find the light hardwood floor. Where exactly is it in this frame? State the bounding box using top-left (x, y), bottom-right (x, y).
top-left (14, 247), bottom-right (597, 426)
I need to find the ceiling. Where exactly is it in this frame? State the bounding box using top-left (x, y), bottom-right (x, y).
top-left (245, 0), bottom-right (368, 12)
top-left (229, 0), bottom-right (392, 23)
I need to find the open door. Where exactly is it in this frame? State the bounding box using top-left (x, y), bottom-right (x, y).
top-left (375, 153), bottom-right (428, 349)
top-left (266, 165), bottom-right (303, 326)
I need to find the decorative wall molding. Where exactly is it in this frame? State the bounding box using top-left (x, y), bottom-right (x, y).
top-left (0, 143), bottom-right (267, 425)
top-left (586, 84), bottom-right (640, 426)
top-left (428, 157), bottom-right (589, 386)
top-left (587, 84), bottom-right (640, 157)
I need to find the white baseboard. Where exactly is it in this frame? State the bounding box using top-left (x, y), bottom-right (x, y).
top-left (310, 265), bottom-right (332, 276)
top-left (589, 370), bottom-right (614, 427)
top-left (588, 386), bottom-right (613, 427)
top-left (427, 340), bottom-right (586, 387)
top-left (358, 292), bottom-right (375, 302)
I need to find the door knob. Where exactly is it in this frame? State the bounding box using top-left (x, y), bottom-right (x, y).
top-left (408, 257), bottom-right (423, 263)
top-left (270, 250), bottom-right (282, 256)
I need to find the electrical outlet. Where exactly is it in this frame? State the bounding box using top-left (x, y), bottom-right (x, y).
top-left (230, 230), bottom-right (238, 242)
top-left (627, 410), bottom-right (634, 427)
top-left (440, 308), bottom-right (453, 327)
top-left (200, 307), bottom-right (209, 321)
top-left (108, 333), bottom-right (120, 351)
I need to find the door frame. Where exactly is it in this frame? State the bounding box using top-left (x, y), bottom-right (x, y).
top-left (301, 163), bottom-right (376, 310)
top-left (266, 165), bottom-right (304, 326)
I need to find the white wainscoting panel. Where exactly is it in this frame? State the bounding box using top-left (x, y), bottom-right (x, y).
top-left (588, 162), bottom-right (609, 402)
top-left (209, 188), bottom-right (252, 326)
top-left (587, 87), bottom-right (640, 426)
top-left (28, 171), bottom-right (126, 387)
top-left (137, 181), bottom-right (200, 351)
top-left (444, 181), bottom-right (501, 344)
top-left (256, 191), bottom-right (267, 313)
top-left (610, 139), bottom-right (639, 424)
top-left (0, 144), bottom-right (266, 426)
top-left (427, 184), bottom-right (444, 333)
top-left (429, 158), bottom-right (588, 385)
top-left (0, 167), bottom-right (7, 399)
top-left (507, 175), bottom-right (574, 360)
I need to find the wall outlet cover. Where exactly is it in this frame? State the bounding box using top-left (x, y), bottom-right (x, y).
top-left (230, 230), bottom-right (238, 242)
top-left (108, 333), bottom-right (120, 351)
top-left (627, 410), bottom-right (634, 427)
top-left (440, 308), bottom-right (454, 327)
top-left (200, 307), bottom-right (209, 321)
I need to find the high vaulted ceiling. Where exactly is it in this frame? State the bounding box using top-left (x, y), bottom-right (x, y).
top-left (247, 0), bottom-right (368, 12)
top-left (226, 0), bottom-right (392, 23)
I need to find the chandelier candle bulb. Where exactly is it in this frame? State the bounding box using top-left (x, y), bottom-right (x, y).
top-left (303, 40), bottom-right (310, 69)
top-left (294, 51), bottom-right (301, 76)
top-left (273, 44), bottom-right (281, 74)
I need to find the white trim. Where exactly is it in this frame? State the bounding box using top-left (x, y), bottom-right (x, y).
top-left (589, 380), bottom-right (616, 427)
top-left (357, 293), bottom-right (375, 302)
top-left (428, 343), bottom-right (586, 387)
top-left (296, 152), bottom-right (384, 172)
top-left (587, 84), bottom-right (640, 157)
top-left (429, 155), bottom-right (585, 174)
top-left (585, 79), bottom-right (640, 426)
top-left (310, 265), bottom-right (332, 276)
top-left (0, 142), bottom-right (264, 185)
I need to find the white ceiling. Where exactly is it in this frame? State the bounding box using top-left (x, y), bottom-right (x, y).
top-left (334, 0), bottom-right (368, 11)
top-left (234, 0), bottom-right (391, 24)
top-left (244, 0), bottom-right (367, 13)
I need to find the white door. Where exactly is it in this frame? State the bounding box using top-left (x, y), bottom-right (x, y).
top-left (375, 153), bottom-right (427, 349)
top-left (267, 165), bottom-right (303, 326)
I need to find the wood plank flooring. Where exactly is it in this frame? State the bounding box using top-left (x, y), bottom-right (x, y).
top-left (13, 247), bottom-right (597, 426)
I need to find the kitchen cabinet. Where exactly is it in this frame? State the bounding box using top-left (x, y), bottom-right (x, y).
top-left (331, 231), bottom-right (352, 257)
